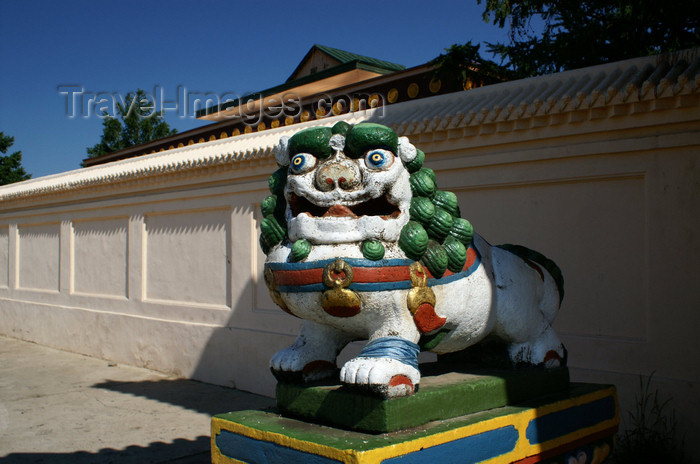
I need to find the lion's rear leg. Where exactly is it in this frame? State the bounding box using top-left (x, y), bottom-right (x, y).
top-left (506, 325), bottom-right (566, 368)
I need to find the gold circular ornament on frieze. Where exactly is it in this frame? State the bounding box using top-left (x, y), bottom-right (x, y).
top-left (429, 78), bottom-right (442, 93)
top-left (407, 83), bottom-right (419, 98)
top-left (387, 88), bottom-right (399, 103)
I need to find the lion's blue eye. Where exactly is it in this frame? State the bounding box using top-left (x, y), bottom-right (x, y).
top-left (365, 149), bottom-right (393, 170)
top-left (289, 153), bottom-right (316, 174)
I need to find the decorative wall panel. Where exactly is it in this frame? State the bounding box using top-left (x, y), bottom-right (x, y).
top-left (145, 209), bottom-right (230, 307)
top-left (73, 218), bottom-right (128, 297)
top-left (0, 226), bottom-right (8, 288)
top-left (18, 223), bottom-right (60, 292)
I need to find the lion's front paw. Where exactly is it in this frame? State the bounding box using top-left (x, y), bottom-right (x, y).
top-left (270, 347), bottom-right (337, 383)
top-left (340, 357), bottom-right (420, 398)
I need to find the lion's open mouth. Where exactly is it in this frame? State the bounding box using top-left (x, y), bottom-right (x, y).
top-left (289, 193), bottom-right (401, 219)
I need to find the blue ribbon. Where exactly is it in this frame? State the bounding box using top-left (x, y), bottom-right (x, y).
top-left (358, 336), bottom-right (420, 370)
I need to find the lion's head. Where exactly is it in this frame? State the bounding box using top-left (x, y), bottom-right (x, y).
top-left (276, 122), bottom-right (418, 244)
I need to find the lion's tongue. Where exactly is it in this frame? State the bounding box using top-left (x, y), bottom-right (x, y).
top-left (323, 204), bottom-right (357, 218)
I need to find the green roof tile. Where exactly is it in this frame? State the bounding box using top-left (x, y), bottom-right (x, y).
top-left (314, 44), bottom-right (406, 71)
top-left (286, 44), bottom-right (405, 82)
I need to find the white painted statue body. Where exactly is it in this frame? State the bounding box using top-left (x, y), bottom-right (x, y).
top-left (261, 122), bottom-right (565, 398)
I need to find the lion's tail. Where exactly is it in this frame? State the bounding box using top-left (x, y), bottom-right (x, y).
top-left (496, 244), bottom-right (565, 305)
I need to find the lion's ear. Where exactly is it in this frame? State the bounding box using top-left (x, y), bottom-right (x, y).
top-left (276, 136), bottom-right (290, 167)
top-left (397, 137), bottom-right (417, 164)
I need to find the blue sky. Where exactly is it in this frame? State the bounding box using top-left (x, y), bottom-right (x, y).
top-left (0, 0), bottom-right (510, 179)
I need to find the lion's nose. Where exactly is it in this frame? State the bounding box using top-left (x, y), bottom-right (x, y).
top-left (315, 161), bottom-right (360, 192)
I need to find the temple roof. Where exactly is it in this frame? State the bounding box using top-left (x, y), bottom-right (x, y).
top-left (197, 44), bottom-right (405, 120)
top-left (286, 44), bottom-right (406, 82)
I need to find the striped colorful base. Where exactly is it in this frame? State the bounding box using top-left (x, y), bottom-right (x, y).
top-left (211, 383), bottom-right (618, 464)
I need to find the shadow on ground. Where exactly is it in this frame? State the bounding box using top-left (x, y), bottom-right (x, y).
top-left (91, 378), bottom-right (274, 416)
top-left (0, 436), bottom-right (210, 464)
top-left (0, 375), bottom-right (275, 464)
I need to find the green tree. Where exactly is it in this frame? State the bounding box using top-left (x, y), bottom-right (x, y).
top-left (86, 89), bottom-right (177, 161)
top-left (479, 0), bottom-right (700, 77)
top-left (0, 132), bottom-right (31, 186)
top-left (429, 41), bottom-right (513, 90)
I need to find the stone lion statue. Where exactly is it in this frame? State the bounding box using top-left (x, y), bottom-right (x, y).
top-left (259, 121), bottom-right (566, 398)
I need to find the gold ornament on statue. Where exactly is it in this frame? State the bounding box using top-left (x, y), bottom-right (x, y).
top-left (321, 259), bottom-right (362, 317)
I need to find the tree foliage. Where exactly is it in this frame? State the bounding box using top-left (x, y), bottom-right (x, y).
top-left (479, 0), bottom-right (700, 77)
top-left (429, 41), bottom-right (513, 90)
top-left (86, 89), bottom-right (177, 160)
top-left (0, 132), bottom-right (31, 186)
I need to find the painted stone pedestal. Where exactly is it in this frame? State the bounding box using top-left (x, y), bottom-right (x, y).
top-left (211, 370), bottom-right (619, 464)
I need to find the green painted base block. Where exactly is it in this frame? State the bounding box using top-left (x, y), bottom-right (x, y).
top-left (211, 383), bottom-right (619, 464)
top-left (276, 366), bottom-right (570, 433)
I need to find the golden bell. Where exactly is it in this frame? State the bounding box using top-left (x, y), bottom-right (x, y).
top-left (321, 259), bottom-right (362, 317)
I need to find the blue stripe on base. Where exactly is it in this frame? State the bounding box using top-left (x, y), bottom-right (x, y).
top-left (525, 395), bottom-right (616, 445)
top-left (215, 430), bottom-right (343, 464)
top-left (382, 425), bottom-right (518, 464)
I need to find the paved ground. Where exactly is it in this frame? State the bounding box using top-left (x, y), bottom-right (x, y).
top-left (0, 335), bottom-right (274, 463)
